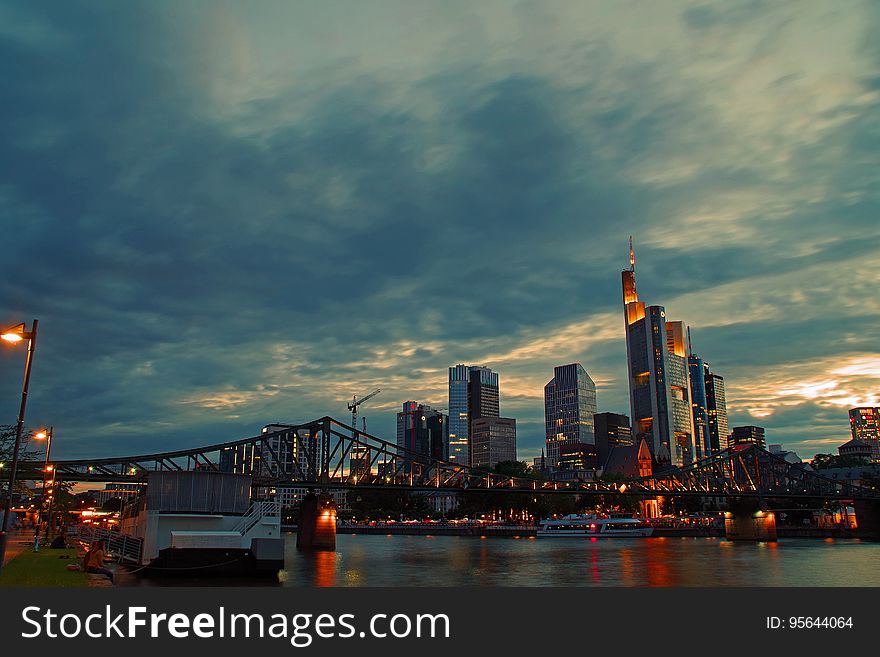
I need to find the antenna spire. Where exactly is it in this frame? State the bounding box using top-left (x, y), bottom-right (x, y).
top-left (629, 235), bottom-right (635, 272)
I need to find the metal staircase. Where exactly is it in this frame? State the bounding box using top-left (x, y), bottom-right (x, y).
top-left (232, 501), bottom-right (280, 535)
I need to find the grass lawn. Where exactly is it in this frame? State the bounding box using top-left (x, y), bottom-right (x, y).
top-left (0, 548), bottom-right (88, 587)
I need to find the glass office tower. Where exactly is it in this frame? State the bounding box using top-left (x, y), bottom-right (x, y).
top-left (622, 241), bottom-right (696, 467)
top-left (688, 354), bottom-right (710, 460)
top-left (705, 371), bottom-right (729, 451)
top-left (543, 363), bottom-right (597, 467)
top-left (448, 364), bottom-right (499, 467)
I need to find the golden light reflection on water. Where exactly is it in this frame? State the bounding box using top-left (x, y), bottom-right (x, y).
top-left (619, 548), bottom-right (634, 586)
top-left (313, 550), bottom-right (337, 587)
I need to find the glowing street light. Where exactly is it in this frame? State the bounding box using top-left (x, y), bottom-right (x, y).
top-left (0, 319), bottom-right (38, 573)
top-left (32, 426), bottom-right (54, 552)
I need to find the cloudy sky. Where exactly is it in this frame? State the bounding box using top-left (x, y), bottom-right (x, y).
top-left (1, 0), bottom-right (878, 464)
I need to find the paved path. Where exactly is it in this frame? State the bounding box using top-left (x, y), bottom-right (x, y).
top-left (1, 532), bottom-right (35, 566)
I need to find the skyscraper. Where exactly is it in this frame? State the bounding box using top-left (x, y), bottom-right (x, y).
top-left (688, 352), bottom-right (710, 460)
top-left (622, 239), bottom-right (696, 467)
top-left (849, 407), bottom-right (880, 461)
top-left (730, 425), bottom-right (766, 449)
top-left (396, 401), bottom-right (449, 463)
top-left (594, 412), bottom-right (633, 466)
top-left (544, 363), bottom-right (597, 466)
top-left (448, 364), bottom-right (500, 467)
top-left (686, 330), bottom-right (727, 459)
top-left (470, 417), bottom-right (517, 469)
top-left (705, 371), bottom-right (729, 451)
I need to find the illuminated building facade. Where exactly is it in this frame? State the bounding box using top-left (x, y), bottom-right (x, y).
top-left (470, 417), bottom-right (516, 469)
top-left (448, 364), bottom-right (499, 467)
top-left (543, 363), bottom-right (597, 466)
top-left (688, 354), bottom-right (710, 460)
top-left (730, 425), bottom-right (766, 449)
top-left (849, 407), bottom-right (880, 461)
top-left (705, 373), bottom-right (729, 451)
top-left (221, 424), bottom-right (316, 478)
top-left (622, 240), bottom-right (696, 466)
top-left (557, 442), bottom-right (598, 470)
top-left (687, 339), bottom-right (728, 458)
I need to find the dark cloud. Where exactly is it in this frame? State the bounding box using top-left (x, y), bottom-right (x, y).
top-left (0, 1), bottom-right (877, 462)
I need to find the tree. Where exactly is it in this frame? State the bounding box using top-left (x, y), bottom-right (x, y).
top-left (811, 453), bottom-right (869, 470)
top-left (0, 424), bottom-right (39, 497)
top-left (346, 489), bottom-right (432, 521)
top-left (0, 424), bottom-right (37, 463)
top-left (493, 460), bottom-right (543, 480)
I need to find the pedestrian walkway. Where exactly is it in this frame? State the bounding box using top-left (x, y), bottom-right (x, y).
top-left (1, 532), bottom-right (33, 566)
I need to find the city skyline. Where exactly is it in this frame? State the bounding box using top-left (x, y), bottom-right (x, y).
top-left (1, 1), bottom-right (878, 463)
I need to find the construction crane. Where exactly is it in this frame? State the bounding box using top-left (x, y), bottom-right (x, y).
top-left (348, 389), bottom-right (381, 438)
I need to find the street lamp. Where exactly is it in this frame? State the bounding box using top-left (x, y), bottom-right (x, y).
top-left (32, 427), bottom-right (53, 552)
top-left (0, 319), bottom-right (38, 573)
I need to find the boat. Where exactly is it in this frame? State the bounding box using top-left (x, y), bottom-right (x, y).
top-left (537, 513), bottom-right (653, 537)
top-left (108, 470), bottom-right (283, 576)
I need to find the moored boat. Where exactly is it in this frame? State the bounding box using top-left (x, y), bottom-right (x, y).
top-left (537, 513), bottom-right (653, 537)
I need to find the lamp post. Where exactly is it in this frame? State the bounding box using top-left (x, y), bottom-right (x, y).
top-left (32, 427), bottom-right (53, 552)
top-left (0, 320), bottom-right (38, 572)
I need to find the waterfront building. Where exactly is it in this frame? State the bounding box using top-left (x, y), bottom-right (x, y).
top-left (730, 425), bottom-right (766, 449)
top-left (543, 363), bottom-right (597, 466)
top-left (425, 491), bottom-right (459, 514)
top-left (593, 412), bottom-right (633, 467)
top-left (849, 407), bottom-right (880, 461)
top-left (470, 417), bottom-right (516, 469)
top-left (448, 364), bottom-right (500, 467)
top-left (621, 239), bottom-right (696, 466)
top-left (396, 401), bottom-right (449, 463)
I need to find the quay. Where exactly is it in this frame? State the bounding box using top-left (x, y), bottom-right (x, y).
top-left (285, 523), bottom-right (866, 539)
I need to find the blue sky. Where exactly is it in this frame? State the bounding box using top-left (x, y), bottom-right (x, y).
top-left (1, 0), bottom-right (878, 463)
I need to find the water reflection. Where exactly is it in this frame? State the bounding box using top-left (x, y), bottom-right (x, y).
top-left (280, 534), bottom-right (880, 587)
top-left (317, 549), bottom-right (338, 587)
top-left (135, 534), bottom-right (880, 587)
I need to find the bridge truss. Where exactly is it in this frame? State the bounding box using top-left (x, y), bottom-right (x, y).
top-left (15, 417), bottom-right (880, 502)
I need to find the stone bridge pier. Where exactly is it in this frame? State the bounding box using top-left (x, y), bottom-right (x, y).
top-left (296, 492), bottom-right (337, 550)
top-left (724, 498), bottom-right (777, 541)
top-left (853, 500), bottom-right (880, 539)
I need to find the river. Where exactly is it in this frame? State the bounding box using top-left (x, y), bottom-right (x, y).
top-left (130, 534), bottom-right (880, 586)
top-left (278, 534), bottom-right (880, 587)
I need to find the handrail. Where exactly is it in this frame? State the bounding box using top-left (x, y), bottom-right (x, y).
top-left (73, 524), bottom-right (143, 564)
top-left (232, 501), bottom-right (280, 535)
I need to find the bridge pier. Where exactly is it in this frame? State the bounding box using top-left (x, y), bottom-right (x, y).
top-left (853, 500), bottom-right (880, 539)
top-left (296, 492), bottom-right (337, 550)
top-left (724, 500), bottom-right (777, 541)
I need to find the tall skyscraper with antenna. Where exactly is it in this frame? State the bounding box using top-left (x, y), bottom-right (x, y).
top-left (621, 238), bottom-right (696, 467)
